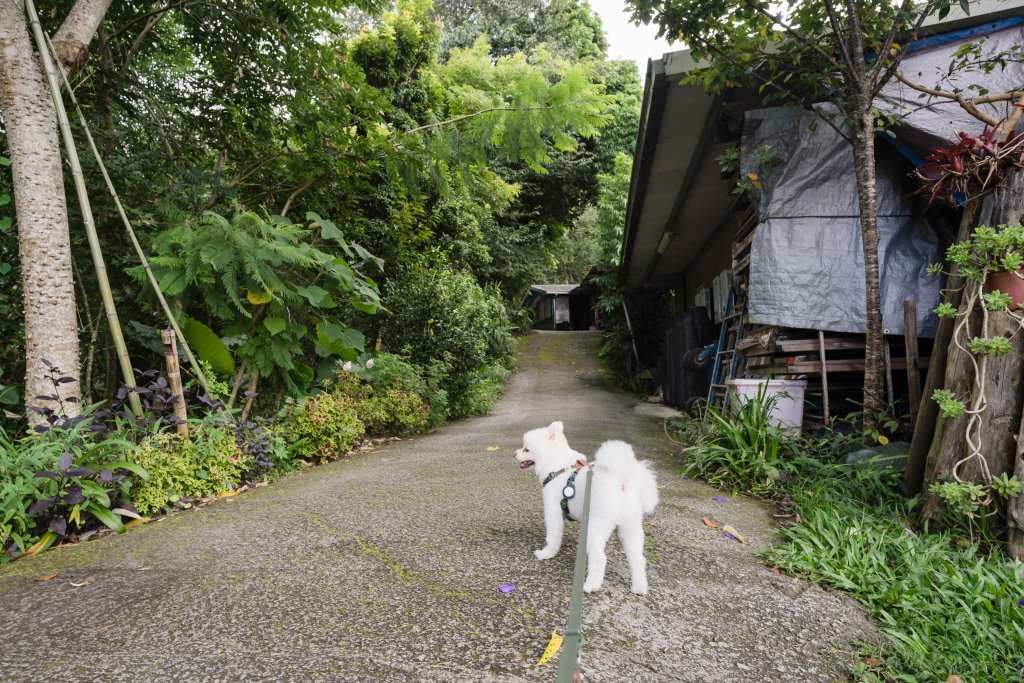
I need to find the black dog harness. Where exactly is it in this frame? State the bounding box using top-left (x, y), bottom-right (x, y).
top-left (542, 464), bottom-right (589, 521)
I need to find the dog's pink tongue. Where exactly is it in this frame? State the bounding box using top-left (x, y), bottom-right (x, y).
top-left (520, 460), bottom-right (534, 469)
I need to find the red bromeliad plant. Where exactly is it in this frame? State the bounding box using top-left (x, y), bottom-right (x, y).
top-left (915, 122), bottom-right (1024, 204)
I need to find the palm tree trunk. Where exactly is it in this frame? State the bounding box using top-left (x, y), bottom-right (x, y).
top-left (0, 0), bottom-right (114, 420)
top-left (0, 0), bottom-right (80, 416)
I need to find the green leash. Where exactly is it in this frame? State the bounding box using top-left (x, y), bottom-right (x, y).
top-left (555, 463), bottom-right (594, 682)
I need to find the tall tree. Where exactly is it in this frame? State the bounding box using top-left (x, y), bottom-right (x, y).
top-left (0, 0), bottom-right (111, 417)
top-left (626, 0), bottom-right (954, 422)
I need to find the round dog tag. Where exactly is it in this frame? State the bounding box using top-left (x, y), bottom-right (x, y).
top-left (562, 484), bottom-right (576, 499)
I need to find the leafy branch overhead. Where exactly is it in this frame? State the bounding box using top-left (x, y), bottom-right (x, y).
top-left (423, 38), bottom-right (612, 172)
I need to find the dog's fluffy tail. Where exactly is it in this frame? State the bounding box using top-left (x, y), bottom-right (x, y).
top-left (595, 440), bottom-right (659, 514)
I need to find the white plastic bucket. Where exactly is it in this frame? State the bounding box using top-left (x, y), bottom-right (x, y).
top-left (727, 378), bottom-right (807, 430)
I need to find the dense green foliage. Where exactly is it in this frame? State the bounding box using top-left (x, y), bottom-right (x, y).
top-left (128, 427), bottom-right (251, 516)
top-left (0, 0), bottom-right (644, 562)
top-left (381, 259), bottom-right (515, 412)
top-left (768, 465), bottom-right (1024, 682)
top-left (277, 392), bottom-right (367, 464)
top-left (678, 411), bottom-right (1024, 681)
top-left (0, 0), bottom-right (631, 426)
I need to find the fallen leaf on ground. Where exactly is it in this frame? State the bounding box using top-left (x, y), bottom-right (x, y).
top-left (217, 490), bottom-right (241, 498)
top-left (702, 517), bottom-right (718, 529)
top-left (486, 446), bottom-right (500, 452)
top-left (498, 584), bottom-right (515, 593)
top-left (864, 657), bottom-right (883, 667)
top-left (35, 572), bottom-right (58, 581)
top-left (946, 676), bottom-right (964, 683)
top-left (722, 525), bottom-right (746, 543)
top-left (537, 632), bottom-right (563, 666)
top-left (254, 481), bottom-right (269, 488)
top-left (70, 580), bottom-right (90, 587)
top-left (770, 567), bottom-right (782, 576)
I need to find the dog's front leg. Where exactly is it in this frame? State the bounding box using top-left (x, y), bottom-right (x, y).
top-left (534, 497), bottom-right (564, 560)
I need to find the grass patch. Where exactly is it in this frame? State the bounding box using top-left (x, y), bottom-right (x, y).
top-left (675, 401), bottom-right (1024, 682)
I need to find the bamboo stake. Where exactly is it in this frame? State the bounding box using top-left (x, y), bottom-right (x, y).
top-left (24, 0), bottom-right (143, 418)
top-left (161, 330), bottom-right (188, 435)
top-left (39, 30), bottom-right (215, 403)
top-left (817, 330), bottom-right (830, 424)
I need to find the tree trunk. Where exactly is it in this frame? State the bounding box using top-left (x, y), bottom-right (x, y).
top-left (0, 0), bottom-right (113, 420)
top-left (51, 0), bottom-right (112, 71)
top-left (920, 170), bottom-right (1024, 525)
top-left (849, 100), bottom-right (885, 424)
top-left (904, 198), bottom-right (982, 495)
top-left (1008, 413), bottom-right (1024, 561)
top-left (0, 0), bottom-right (80, 415)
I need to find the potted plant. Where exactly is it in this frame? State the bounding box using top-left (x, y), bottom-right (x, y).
top-left (938, 222), bottom-right (1024, 310)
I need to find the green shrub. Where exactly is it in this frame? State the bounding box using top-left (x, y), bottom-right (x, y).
top-left (1, 419), bottom-right (145, 559)
top-left (380, 258), bottom-right (513, 414)
top-left (681, 389), bottom-right (803, 496)
top-left (277, 392), bottom-right (365, 463)
top-left (357, 386), bottom-right (429, 434)
top-left (0, 428), bottom-right (59, 557)
top-left (449, 362), bottom-right (509, 417)
top-left (353, 353), bottom-right (425, 393)
top-left (345, 353), bottom-right (447, 429)
top-left (127, 427), bottom-right (249, 516)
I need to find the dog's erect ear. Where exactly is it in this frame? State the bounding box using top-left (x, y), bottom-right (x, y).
top-left (548, 421), bottom-right (564, 441)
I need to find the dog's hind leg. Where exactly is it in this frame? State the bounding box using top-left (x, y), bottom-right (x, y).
top-left (619, 518), bottom-right (648, 595)
top-left (582, 519), bottom-right (615, 593)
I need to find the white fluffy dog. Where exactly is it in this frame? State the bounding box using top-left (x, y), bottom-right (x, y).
top-left (513, 421), bottom-right (658, 595)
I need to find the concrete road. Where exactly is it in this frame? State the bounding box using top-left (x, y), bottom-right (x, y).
top-left (0, 331), bottom-right (876, 682)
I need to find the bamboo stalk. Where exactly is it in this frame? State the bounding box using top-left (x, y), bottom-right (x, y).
top-left (39, 29), bottom-right (215, 403)
top-left (24, 0), bottom-right (143, 418)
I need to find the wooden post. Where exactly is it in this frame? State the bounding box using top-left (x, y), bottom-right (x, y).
top-left (903, 299), bottom-right (921, 424)
top-left (904, 198), bottom-right (982, 495)
top-left (161, 329), bottom-right (188, 435)
top-left (883, 338), bottom-right (895, 410)
top-left (817, 331), bottom-right (830, 424)
top-left (1008, 412), bottom-right (1024, 561)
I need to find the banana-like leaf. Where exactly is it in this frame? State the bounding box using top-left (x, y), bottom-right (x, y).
top-left (182, 318), bottom-right (235, 375)
top-left (86, 504), bottom-right (126, 534)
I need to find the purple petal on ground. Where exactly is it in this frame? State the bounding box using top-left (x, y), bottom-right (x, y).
top-left (712, 496), bottom-right (729, 502)
top-left (723, 533), bottom-right (736, 540)
top-left (498, 584), bottom-right (516, 593)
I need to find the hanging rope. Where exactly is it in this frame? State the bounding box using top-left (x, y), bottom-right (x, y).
top-left (33, 24), bottom-right (216, 403)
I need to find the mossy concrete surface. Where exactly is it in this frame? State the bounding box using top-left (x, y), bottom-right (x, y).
top-left (0, 331), bottom-right (876, 681)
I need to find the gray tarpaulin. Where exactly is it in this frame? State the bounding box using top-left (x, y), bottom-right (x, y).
top-left (878, 22), bottom-right (1024, 153)
top-left (741, 106), bottom-right (951, 337)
